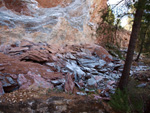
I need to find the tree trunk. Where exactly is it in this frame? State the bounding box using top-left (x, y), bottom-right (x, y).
top-left (118, 0), bottom-right (146, 90)
top-left (135, 32), bottom-right (146, 61)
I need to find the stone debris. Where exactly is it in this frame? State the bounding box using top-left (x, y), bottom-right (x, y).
top-left (65, 74), bottom-right (75, 93)
top-left (0, 81), bottom-right (4, 95)
top-left (17, 71), bottom-right (54, 90)
top-left (0, 40), bottom-right (149, 98)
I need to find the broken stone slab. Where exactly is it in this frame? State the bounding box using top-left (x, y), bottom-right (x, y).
top-left (113, 64), bottom-right (123, 71)
top-left (43, 72), bottom-right (64, 81)
top-left (107, 62), bottom-right (114, 67)
top-left (83, 44), bottom-right (113, 62)
top-left (137, 83), bottom-right (147, 88)
top-left (98, 68), bottom-right (108, 73)
top-left (98, 59), bottom-right (106, 68)
top-left (87, 78), bottom-right (97, 87)
top-left (93, 76), bottom-right (104, 83)
top-left (51, 78), bottom-right (65, 86)
top-left (76, 92), bottom-right (87, 96)
top-left (75, 80), bottom-right (85, 89)
top-left (45, 62), bottom-right (58, 71)
top-left (64, 74), bottom-right (75, 93)
top-left (110, 73), bottom-right (120, 79)
top-left (0, 73), bottom-right (18, 93)
top-left (80, 67), bottom-right (93, 73)
top-left (20, 50), bottom-right (50, 63)
top-left (44, 45), bottom-right (60, 54)
top-left (85, 88), bottom-right (96, 93)
top-left (64, 52), bottom-right (76, 60)
top-left (0, 81), bottom-right (4, 95)
top-left (78, 58), bottom-right (100, 68)
top-left (8, 47), bottom-right (29, 54)
top-left (55, 84), bottom-right (64, 90)
top-left (66, 61), bottom-right (85, 81)
top-left (19, 40), bottom-right (35, 47)
top-left (90, 71), bottom-right (99, 75)
top-left (17, 71), bottom-right (54, 90)
top-left (0, 67), bottom-right (5, 71)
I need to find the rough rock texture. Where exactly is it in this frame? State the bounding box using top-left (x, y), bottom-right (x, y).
top-left (0, 0), bottom-right (108, 46)
top-left (18, 71), bottom-right (54, 90)
top-left (0, 40), bottom-right (149, 112)
top-left (36, 0), bottom-right (72, 8)
top-left (0, 40), bottom-right (119, 96)
top-left (0, 40), bottom-right (148, 97)
top-left (0, 0), bottom-right (130, 48)
top-left (0, 89), bottom-right (110, 113)
top-left (0, 0), bottom-right (38, 15)
top-left (0, 81), bottom-right (4, 95)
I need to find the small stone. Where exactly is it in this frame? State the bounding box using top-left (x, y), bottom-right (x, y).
top-left (76, 92), bottom-right (87, 96)
top-left (53, 100), bottom-right (64, 105)
top-left (87, 78), bottom-right (97, 86)
top-left (137, 83), bottom-right (147, 88)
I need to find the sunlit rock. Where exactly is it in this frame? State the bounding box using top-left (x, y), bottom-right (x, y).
top-left (0, 0), bottom-right (107, 45)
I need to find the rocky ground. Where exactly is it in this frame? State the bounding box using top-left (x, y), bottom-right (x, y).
top-left (0, 88), bottom-right (113, 113)
top-left (0, 40), bottom-right (149, 112)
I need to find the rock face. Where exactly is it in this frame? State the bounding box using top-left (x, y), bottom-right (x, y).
top-left (0, 0), bottom-right (130, 48)
top-left (0, 0), bottom-right (107, 45)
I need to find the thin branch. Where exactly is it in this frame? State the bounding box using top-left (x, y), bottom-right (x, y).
top-left (112, 0), bottom-right (124, 9)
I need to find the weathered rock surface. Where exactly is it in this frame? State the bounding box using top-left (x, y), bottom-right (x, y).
top-left (17, 71), bottom-right (54, 90)
top-left (0, 40), bottom-right (149, 112)
top-left (0, 0), bottom-right (108, 46)
top-left (0, 90), bottom-right (108, 113)
top-left (0, 40), bottom-right (149, 98)
top-left (0, 81), bottom-right (4, 95)
top-left (0, 40), bottom-right (120, 97)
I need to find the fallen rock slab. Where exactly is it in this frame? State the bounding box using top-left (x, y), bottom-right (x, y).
top-left (17, 71), bottom-right (54, 90)
top-left (0, 81), bottom-right (4, 95)
top-left (20, 50), bottom-right (50, 63)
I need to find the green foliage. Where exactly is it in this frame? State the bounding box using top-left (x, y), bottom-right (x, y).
top-left (109, 89), bottom-right (130, 113)
top-left (127, 79), bottom-right (144, 113)
top-left (101, 6), bottom-right (115, 25)
top-left (133, 0), bottom-right (150, 57)
top-left (109, 79), bottom-right (146, 113)
top-left (106, 43), bottom-right (125, 60)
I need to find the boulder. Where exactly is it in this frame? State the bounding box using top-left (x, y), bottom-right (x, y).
top-left (20, 50), bottom-right (50, 63)
top-left (84, 44), bottom-right (113, 62)
top-left (17, 71), bottom-right (54, 90)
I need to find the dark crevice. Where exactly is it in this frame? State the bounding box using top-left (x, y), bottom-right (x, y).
top-left (20, 59), bottom-right (46, 65)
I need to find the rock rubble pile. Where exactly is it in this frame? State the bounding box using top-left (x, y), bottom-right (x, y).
top-left (0, 40), bottom-right (125, 98)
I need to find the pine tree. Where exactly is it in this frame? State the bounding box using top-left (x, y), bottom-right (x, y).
top-left (118, 0), bottom-right (147, 90)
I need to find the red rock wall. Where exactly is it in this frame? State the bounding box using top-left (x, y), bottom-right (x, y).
top-left (0, 0), bottom-right (72, 15)
top-left (97, 24), bottom-right (130, 48)
top-left (0, 0), bottom-right (130, 48)
top-left (1, 0), bottom-right (31, 15)
top-left (36, 0), bottom-right (72, 8)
